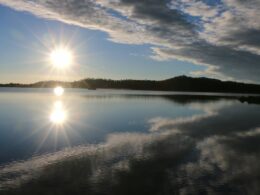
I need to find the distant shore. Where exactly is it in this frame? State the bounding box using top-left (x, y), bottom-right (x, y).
top-left (1, 75), bottom-right (260, 94)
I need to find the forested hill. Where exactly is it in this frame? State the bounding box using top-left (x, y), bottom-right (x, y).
top-left (1, 75), bottom-right (260, 94)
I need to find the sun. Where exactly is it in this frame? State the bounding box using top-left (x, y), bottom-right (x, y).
top-left (50, 47), bottom-right (73, 69)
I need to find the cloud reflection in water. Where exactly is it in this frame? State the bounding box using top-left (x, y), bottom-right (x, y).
top-left (1, 97), bottom-right (260, 195)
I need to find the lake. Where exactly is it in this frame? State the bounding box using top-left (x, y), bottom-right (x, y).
top-left (0, 88), bottom-right (260, 195)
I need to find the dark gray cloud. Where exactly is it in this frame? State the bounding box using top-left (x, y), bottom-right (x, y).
top-left (1, 0), bottom-right (260, 82)
top-left (152, 42), bottom-right (260, 81)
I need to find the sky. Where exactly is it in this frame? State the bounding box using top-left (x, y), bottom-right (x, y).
top-left (0, 0), bottom-right (260, 83)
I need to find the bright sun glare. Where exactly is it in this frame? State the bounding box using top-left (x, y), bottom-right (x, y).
top-left (50, 101), bottom-right (67, 124)
top-left (54, 86), bottom-right (64, 96)
top-left (50, 47), bottom-right (73, 69)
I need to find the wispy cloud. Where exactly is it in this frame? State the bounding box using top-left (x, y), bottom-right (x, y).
top-left (1, 0), bottom-right (260, 82)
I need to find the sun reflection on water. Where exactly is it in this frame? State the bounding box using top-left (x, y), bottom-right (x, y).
top-left (50, 100), bottom-right (67, 125)
top-left (54, 86), bottom-right (64, 96)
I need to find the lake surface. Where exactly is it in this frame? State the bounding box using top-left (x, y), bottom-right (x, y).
top-left (0, 88), bottom-right (260, 195)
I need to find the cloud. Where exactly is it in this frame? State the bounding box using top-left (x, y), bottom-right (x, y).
top-left (236, 128), bottom-right (260, 137)
top-left (1, 0), bottom-right (260, 82)
top-left (170, 0), bottom-right (219, 21)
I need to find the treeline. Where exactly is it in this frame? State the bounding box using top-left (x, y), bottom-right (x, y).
top-left (72, 79), bottom-right (158, 90)
top-left (72, 76), bottom-right (260, 93)
top-left (2, 75), bottom-right (260, 94)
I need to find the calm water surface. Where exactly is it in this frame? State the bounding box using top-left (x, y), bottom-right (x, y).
top-left (0, 88), bottom-right (260, 195)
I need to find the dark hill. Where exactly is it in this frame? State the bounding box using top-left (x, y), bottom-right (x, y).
top-left (159, 76), bottom-right (260, 93)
